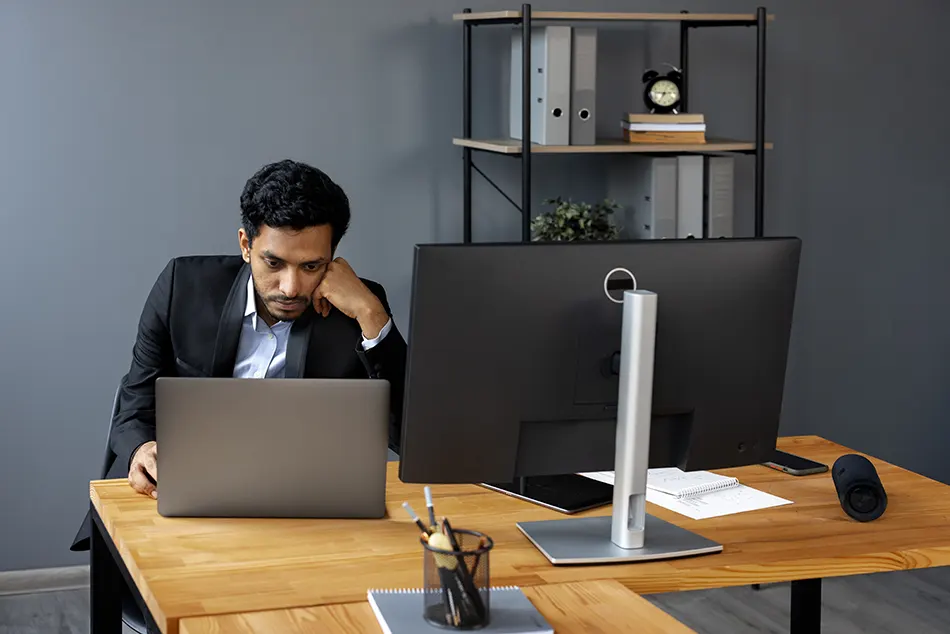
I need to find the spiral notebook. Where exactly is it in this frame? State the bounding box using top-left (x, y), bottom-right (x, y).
top-left (367, 586), bottom-right (553, 634)
top-left (646, 467), bottom-right (740, 499)
top-left (578, 468), bottom-right (792, 520)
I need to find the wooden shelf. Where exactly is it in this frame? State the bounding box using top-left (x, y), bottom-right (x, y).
top-left (453, 11), bottom-right (775, 24)
top-left (453, 137), bottom-right (773, 155)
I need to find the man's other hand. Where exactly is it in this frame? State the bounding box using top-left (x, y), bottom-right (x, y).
top-left (129, 441), bottom-right (158, 499)
top-left (313, 258), bottom-right (389, 338)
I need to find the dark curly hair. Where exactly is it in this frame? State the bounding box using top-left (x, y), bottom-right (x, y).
top-left (240, 159), bottom-right (351, 249)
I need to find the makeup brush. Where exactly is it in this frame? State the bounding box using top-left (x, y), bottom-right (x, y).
top-left (442, 517), bottom-right (486, 621)
top-left (428, 531), bottom-right (464, 626)
top-left (427, 532), bottom-right (460, 572)
top-left (430, 529), bottom-right (486, 627)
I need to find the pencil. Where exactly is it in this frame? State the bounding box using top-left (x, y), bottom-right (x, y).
top-left (471, 536), bottom-right (488, 576)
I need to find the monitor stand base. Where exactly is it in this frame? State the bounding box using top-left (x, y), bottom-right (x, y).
top-left (480, 475), bottom-right (613, 514)
top-left (517, 514), bottom-right (722, 565)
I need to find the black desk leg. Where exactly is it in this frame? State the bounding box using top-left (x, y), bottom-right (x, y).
top-left (90, 507), bottom-right (122, 634)
top-left (790, 578), bottom-right (822, 634)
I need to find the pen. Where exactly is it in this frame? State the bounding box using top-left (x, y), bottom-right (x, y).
top-left (424, 486), bottom-right (437, 530)
top-left (442, 517), bottom-right (486, 621)
top-left (402, 502), bottom-right (429, 534)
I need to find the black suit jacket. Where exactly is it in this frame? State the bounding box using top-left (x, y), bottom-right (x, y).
top-left (71, 255), bottom-right (407, 551)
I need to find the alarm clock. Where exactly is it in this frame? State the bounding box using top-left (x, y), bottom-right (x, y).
top-left (642, 66), bottom-right (683, 114)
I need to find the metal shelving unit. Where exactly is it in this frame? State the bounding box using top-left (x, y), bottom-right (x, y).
top-left (456, 5), bottom-right (773, 242)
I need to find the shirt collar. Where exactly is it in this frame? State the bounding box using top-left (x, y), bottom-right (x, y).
top-left (245, 274), bottom-right (262, 330)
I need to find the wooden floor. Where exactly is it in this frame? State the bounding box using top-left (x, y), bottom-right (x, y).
top-left (4, 569), bottom-right (950, 633)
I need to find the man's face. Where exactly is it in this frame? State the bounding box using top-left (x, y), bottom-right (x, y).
top-left (239, 224), bottom-right (334, 323)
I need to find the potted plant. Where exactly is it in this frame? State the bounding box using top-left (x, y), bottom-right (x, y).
top-left (530, 197), bottom-right (622, 242)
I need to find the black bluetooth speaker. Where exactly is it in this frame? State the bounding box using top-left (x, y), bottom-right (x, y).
top-left (832, 454), bottom-right (887, 522)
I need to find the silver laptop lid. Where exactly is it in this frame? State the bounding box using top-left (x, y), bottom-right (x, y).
top-left (155, 377), bottom-right (390, 519)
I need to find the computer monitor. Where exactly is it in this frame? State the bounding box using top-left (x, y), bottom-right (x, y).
top-left (398, 237), bottom-right (801, 563)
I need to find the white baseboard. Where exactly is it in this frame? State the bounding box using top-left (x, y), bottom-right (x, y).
top-left (0, 565), bottom-right (90, 596)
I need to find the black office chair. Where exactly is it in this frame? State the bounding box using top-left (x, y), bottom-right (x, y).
top-left (103, 377), bottom-right (149, 634)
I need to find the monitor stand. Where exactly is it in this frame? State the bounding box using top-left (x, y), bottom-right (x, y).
top-left (480, 474), bottom-right (613, 514)
top-left (516, 289), bottom-right (723, 565)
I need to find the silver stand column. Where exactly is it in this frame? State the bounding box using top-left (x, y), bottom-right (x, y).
top-left (517, 289), bottom-right (723, 565)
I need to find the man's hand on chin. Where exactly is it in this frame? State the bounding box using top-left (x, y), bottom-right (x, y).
top-left (129, 441), bottom-right (158, 499)
top-left (313, 258), bottom-right (389, 339)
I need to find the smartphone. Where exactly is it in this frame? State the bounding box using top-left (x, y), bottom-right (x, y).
top-left (763, 450), bottom-right (828, 476)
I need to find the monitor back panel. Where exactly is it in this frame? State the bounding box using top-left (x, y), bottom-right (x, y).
top-left (399, 238), bottom-right (801, 483)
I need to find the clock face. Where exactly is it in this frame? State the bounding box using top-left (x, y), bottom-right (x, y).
top-left (649, 79), bottom-right (680, 107)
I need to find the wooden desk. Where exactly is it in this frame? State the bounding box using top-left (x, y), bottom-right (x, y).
top-left (89, 436), bottom-right (950, 634)
top-left (177, 579), bottom-right (696, 633)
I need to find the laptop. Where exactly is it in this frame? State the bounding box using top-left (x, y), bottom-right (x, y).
top-left (155, 377), bottom-right (391, 519)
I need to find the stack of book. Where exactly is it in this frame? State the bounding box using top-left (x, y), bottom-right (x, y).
top-left (621, 113), bottom-right (706, 144)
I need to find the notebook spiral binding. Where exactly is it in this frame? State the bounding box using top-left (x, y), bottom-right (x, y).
top-left (678, 478), bottom-right (739, 498)
top-left (368, 586), bottom-right (520, 594)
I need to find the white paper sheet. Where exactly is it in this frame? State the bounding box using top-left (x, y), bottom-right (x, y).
top-left (579, 471), bottom-right (616, 485)
top-left (577, 471), bottom-right (793, 520)
top-left (645, 485), bottom-right (792, 520)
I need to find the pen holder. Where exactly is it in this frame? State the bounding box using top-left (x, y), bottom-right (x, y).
top-left (422, 529), bottom-right (494, 630)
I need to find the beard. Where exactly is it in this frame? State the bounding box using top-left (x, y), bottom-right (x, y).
top-left (252, 278), bottom-right (310, 323)
top-left (265, 299), bottom-right (308, 321)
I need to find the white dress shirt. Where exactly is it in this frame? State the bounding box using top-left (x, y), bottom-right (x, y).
top-left (232, 275), bottom-right (392, 378)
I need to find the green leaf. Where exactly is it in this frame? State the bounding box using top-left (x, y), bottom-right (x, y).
top-left (530, 197), bottom-right (622, 242)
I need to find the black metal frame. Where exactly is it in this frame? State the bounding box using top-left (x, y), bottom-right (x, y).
top-left (90, 505), bottom-right (157, 634)
top-left (458, 10), bottom-right (825, 631)
top-left (791, 578), bottom-right (823, 634)
top-left (460, 5), bottom-right (769, 242)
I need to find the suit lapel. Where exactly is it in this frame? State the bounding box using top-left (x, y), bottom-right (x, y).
top-left (211, 263), bottom-right (251, 377)
top-left (289, 309), bottom-right (357, 378)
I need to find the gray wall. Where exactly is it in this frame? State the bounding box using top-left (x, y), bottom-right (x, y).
top-left (1, 0), bottom-right (948, 571)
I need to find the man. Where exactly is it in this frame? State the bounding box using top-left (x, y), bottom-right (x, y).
top-left (71, 159), bottom-right (406, 551)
